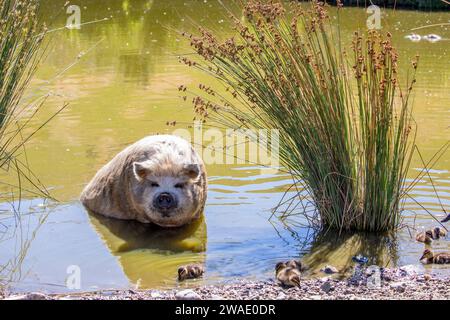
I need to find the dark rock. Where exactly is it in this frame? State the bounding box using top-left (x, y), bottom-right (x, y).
top-left (320, 281), bottom-right (334, 293)
top-left (321, 265), bottom-right (339, 274)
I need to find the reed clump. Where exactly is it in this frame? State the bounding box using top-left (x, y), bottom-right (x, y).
top-left (182, 1), bottom-right (417, 232)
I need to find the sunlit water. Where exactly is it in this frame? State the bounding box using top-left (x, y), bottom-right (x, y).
top-left (0, 1), bottom-right (449, 293)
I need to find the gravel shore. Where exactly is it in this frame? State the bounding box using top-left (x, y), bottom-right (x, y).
top-left (2, 265), bottom-right (449, 300)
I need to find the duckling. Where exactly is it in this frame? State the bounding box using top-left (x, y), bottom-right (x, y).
top-left (285, 259), bottom-right (305, 271)
top-left (177, 264), bottom-right (204, 281)
top-left (433, 227), bottom-right (447, 239)
top-left (275, 261), bottom-right (301, 288)
top-left (416, 230), bottom-right (434, 244)
top-left (420, 249), bottom-right (450, 265)
top-left (415, 227), bottom-right (447, 243)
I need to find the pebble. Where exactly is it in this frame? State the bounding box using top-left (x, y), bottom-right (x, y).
top-left (2, 268), bottom-right (449, 300)
top-left (276, 292), bottom-right (287, 300)
top-left (352, 254), bottom-right (369, 264)
top-left (390, 282), bottom-right (406, 293)
top-left (321, 265), bottom-right (339, 274)
top-left (150, 291), bottom-right (162, 298)
top-left (4, 295), bottom-right (28, 300)
top-left (100, 290), bottom-right (118, 296)
top-left (175, 289), bottom-right (201, 300)
top-left (398, 265), bottom-right (422, 277)
top-left (57, 296), bottom-right (78, 300)
top-left (382, 273), bottom-right (392, 281)
top-left (364, 265), bottom-right (381, 276)
top-left (343, 289), bottom-right (353, 295)
top-left (320, 281), bottom-right (334, 293)
top-left (4, 292), bottom-right (48, 300)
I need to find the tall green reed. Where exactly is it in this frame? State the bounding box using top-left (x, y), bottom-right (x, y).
top-left (182, 1), bottom-right (417, 232)
top-left (0, 0), bottom-right (55, 201)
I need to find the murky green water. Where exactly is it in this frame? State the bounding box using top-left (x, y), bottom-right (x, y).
top-left (0, 1), bottom-right (449, 292)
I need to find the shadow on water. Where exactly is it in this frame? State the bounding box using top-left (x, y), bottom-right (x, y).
top-left (86, 211), bottom-right (207, 288)
top-left (299, 229), bottom-right (400, 277)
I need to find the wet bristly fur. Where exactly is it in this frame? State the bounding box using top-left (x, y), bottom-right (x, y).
top-left (80, 135), bottom-right (207, 227)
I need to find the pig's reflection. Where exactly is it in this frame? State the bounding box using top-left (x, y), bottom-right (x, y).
top-left (87, 211), bottom-right (207, 288)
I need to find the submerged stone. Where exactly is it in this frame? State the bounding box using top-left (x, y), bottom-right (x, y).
top-left (175, 289), bottom-right (201, 300)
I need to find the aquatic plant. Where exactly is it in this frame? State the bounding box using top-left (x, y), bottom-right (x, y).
top-left (0, 0), bottom-right (57, 201)
top-left (182, 1), bottom-right (417, 232)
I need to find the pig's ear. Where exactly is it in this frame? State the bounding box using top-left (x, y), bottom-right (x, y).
top-left (182, 163), bottom-right (200, 179)
top-left (133, 161), bottom-right (153, 181)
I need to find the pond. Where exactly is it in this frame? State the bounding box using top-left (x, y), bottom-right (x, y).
top-left (0, 0), bottom-right (449, 293)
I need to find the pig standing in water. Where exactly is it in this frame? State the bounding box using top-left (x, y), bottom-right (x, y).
top-left (80, 135), bottom-right (207, 227)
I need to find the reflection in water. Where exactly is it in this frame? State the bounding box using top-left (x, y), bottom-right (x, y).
top-left (87, 211), bottom-right (207, 288)
top-left (119, 51), bottom-right (152, 85)
top-left (301, 230), bottom-right (399, 278)
top-left (0, 202), bottom-right (50, 288)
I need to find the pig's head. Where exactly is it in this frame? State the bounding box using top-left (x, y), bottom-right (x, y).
top-left (131, 157), bottom-right (204, 227)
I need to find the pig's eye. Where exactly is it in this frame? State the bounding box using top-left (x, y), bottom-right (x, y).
top-left (174, 183), bottom-right (185, 189)
top-left (150, 182), bottom-right (159, 187)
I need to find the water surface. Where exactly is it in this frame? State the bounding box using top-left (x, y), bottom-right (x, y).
top-left (0, 1), bottom-right (449, 292)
